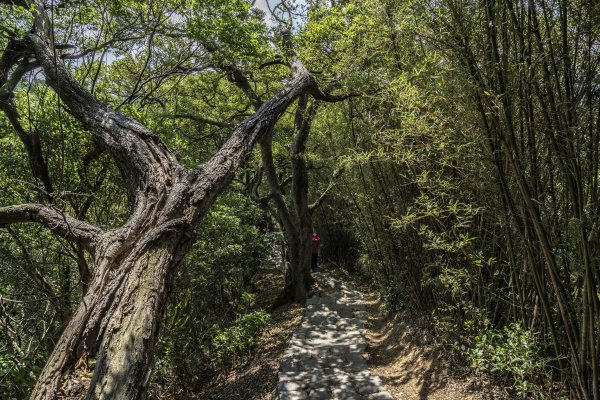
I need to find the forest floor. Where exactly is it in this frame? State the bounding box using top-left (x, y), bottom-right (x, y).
top-left (362, 293), bottom-right (482, 400)
top-left (189, 269), bottom-right (305, 400)
top-left (190, 266), bottom-right (488, 400)
top-left (327, 266), bottom-right (487, 400)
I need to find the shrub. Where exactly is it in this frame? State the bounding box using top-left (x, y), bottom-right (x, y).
top-left (466, 322), bottom-right (554, 398)
top-left (0, 356), bottom-right (38, 400)
top-left (210, 310), bottom-right (271, 366)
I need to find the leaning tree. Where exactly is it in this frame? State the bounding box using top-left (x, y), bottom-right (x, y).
top-left (0, 1), bottom-right (346, 398)
top-left (221, 62), bottom-right (351, 304)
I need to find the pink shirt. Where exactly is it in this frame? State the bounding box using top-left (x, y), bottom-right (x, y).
top-left (311, 234), bottom-right (320, 253)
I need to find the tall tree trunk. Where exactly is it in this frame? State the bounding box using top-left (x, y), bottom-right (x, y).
top-left (261, 96), bottom-right (323, 305)
top-left (260, 130), bottom-right (314, 304)
top-left (281, 231), bottom-right (313, 303)
top-left (223, 65), bottom-right (351, 305)
top-left (33, 210), bottom-right (196, 399)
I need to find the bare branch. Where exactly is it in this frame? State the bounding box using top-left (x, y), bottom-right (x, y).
top-left (0, 0), bottom-right (28, 7)
top-left (259, 57), bottom-right (288, 69)
top-left (0, 204), bottom-right (103, 253)
top-left (260, 129), bottom-right (296, 234)
top-left (81, 142), bottom-right (106, 169)
top-left (1, 103), bottom-right (55, 201)
top-left (27, 5), bottom-right (180, 202)
top-left (0, 36), bottom-right (36, 101)
top-left (0, 38), bottom-right (54, 202)
top-left (0, 60), bottom-right (38, 100)
top-left (307, 86), bottom-right (360, 102)
top-left (308, 167), bottom-right (345, 212)
top-left (190, 58), bottom-right (316, 211)
top-left (58, 36), bottom-right (145, 60)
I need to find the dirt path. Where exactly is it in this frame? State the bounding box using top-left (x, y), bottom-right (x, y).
top-left (364, 292), bottom-right (481, 400)
top-left (277, 272), bottom-right (393, 400)
top-left (167, 268), bottom-right (483, 400)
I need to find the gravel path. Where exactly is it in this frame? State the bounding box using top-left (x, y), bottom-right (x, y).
top-left (277, 272), bottom-right (394, 400)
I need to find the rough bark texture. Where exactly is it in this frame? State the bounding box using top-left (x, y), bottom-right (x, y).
top-left (261, 96), bottom-right (319, 305)
top-left (0, 33), bottom-right (53, 201)
top-left (0, 4), bottom-right (322, 399)
top-left (0, 203), bottom-right (102, 252)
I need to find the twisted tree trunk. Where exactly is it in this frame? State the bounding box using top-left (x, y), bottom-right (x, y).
top-left (0, 4), bottom-right (323, 398)
top-left (261, 96), bottom-right (330, 304)
top-left (223, 64), bottom-right (351, 305)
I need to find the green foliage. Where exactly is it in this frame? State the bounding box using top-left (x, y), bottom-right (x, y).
top-left (303, 0), bottom-right (577, 397)
top-left (379, 280), bottom-right (406, 313)
top-left (187, 0), bottom-right (272, 63)
top-left (0, 356), bottom-right (39, 400)
top-left (0, 0), bottom-right (596, 397)
top-left (466, 323), bottom-right (554, 399)
top-left (210, 309), bottom-right (271, 366)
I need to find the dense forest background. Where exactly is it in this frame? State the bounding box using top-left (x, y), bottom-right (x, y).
top-left (0, 0), bottom-right (599, 399)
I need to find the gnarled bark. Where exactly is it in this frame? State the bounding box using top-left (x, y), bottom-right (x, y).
top-left (0, 203), bottom-right (103, 252)
top-left (0, 3), bottom-right (324, 399)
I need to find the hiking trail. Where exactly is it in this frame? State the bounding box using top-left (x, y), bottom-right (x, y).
top-left (277, 272), bottom-right (393, 400)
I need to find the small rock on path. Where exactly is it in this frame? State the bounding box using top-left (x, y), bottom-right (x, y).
top-left (277, 272), bottom-right (394, 400)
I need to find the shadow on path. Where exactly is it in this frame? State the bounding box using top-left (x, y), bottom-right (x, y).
top-left (364, 295), bottom-right (479, 400)
top-left (277, 272), bottom-right (393, 400)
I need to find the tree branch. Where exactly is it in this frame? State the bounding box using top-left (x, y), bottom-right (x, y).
top-left (0, 102), bottom-right (56, 202)
top-left (190, 58), bottom-right (316, 212)
top-left (223, 65), bottom-right (263, 109)
top-left (260, 129), bottom-right (296, 235)
top-left (0, 204), bottom-right (103, 252)
top-left (27, 5), bottom-right (180, 203)
top-left (308, 167), bottom-right (345, 212)
top-left (0, 59), bottom-right (38, 100)
top-left (0, 0), bottom-right (28, 7)
top-left (290, 95), bottom-right (314, 216)
top-left (58, 35), bottom-right (145, 60)
top-left (0, 39), bottom-right (54, 202)
top-left (307, 86), bottom-right (360, 102)
top-left (259, 57), bottom-right (288, 69)
top-left (0, 36), bottom-right (36, 101)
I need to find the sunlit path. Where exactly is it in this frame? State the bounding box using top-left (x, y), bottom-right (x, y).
top-left (277, 272), bottom-right (393, 400)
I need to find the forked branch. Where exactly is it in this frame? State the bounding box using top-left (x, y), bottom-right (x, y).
top-left (0, 204), bottom-right (103, 252)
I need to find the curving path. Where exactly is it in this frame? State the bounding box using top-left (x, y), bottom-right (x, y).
top-left (277, 272), bottom-right (394, 400)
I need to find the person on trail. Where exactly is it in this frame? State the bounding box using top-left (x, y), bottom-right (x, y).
top-left (311, 232), bottom-right (320, 272)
